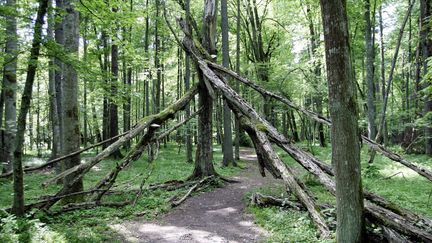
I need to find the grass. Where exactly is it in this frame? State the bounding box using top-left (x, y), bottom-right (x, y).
top-left (0, 143), bottom-right (245, 243)
top-left (246, 142), bottom-right (432, 243)
top-left (1, 141), bottom-right (432, 242)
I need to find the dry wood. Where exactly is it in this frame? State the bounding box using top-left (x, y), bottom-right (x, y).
top-left (40, 87), bottom-right (197, 210)
top-left (251, 193), bottom-right (302, 210)
top-left (381, 226), bottom-right (412, 243)
top-left (93, 109), bottom-right (202, 201)
top-left (241, 116), bottom-right (331, 239)
top-left (179, 34), bottom-right (432, 240)
top-left (209, 61), bottom-right (432, 182)
top-left (0, 131), bottom-right (132, 179)
top-left (171, 176), bottom-right (214, 207)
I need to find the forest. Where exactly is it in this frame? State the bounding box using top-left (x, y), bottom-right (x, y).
top-left (0, 0), bottom-right (432, 242)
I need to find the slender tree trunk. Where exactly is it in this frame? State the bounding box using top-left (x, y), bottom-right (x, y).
top-left (2, 0), bottom-right (18, 174)
top-left (144, 0), bottom-right (150, 117)
top-left (13, 0), bottom-right (49, 216)
top-left (221, 0), bottom-right (235, 166)
top-left (306, 3), bottom-right (325, 147)
top-left (184, 0), bottom-right (193, 163)
top-left (421, 0), bottom-right (432, 154)
top-left (320, 0), bottom-right (364, 241)
top-left (154, 0), bottom-right (161, 114)
top-left (54, 0), bottom-right (65, 166)
top-left (83, 18), bottom-right (88, 148)
top-left (62, 0), bottom-right (83, 196)
top-left (102, 31), bottom-right (110, 149)
top-left (48, 0), bottom-right (61, 162)
top-left (365, 0), bottom-right (376, 139)
top-left (234, 0), bottom-right (241, 160)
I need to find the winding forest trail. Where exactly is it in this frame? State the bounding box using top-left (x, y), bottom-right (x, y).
top-left (111, 148), bottom-right (279, 243)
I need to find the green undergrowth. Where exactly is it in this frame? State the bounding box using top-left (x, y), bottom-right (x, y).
top-left (0, 143), bottom-right (245, 243)
top-left (247, 142), bottom-right (432, 243)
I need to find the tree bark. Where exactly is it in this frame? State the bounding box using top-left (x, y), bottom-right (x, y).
top-left (13, 0), bottom-right (49, 216)
top-left (2, 0), bottom-right (18, 174)
top-left (62, 0), bottom-right (83, 196)
top-left (221, 0), bottom-right (235, 166)
top-left (364, 0), bottom-right (376, 140)
top-left (420, 0), bottom-right (432, 154)
top-left (241, 116), bottom-right (330, 238)
top-left (320, 1), bottom-right (364, 241)
top-left (184, 0), bottom-right (193, 164)
top-left (190, 0), bottom-right (218, 178)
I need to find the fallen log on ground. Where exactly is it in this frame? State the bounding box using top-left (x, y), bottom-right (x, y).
top-left (92, 109), bottom-right (202, 201)
top-left (250, 193), bottom-right (302, 210)
top-left (0, 131), bottom-right (133, 179)
top-left (171, 176), bottom-right (214, 207)
top-left (40, 87), bottom-right (198, 210)
top-left (241, 116), bottom-right (330, 238)
top-left (177, 32), bottom-right (432, 241)
top-left (208, 60), bottom-right (432, 183)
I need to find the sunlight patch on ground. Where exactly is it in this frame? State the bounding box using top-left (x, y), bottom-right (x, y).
top-left (24, 157), bottom-right (46, 167)
top-left (110, 223), bottom-right (238, 243)
top-left (206, 207), bottom-right (237, 216)
top-left (380, 164), bottom-right (420, 179)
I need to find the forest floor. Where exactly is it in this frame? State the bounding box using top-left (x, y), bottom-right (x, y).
top-left (110, 148), bottom-right (278, 243)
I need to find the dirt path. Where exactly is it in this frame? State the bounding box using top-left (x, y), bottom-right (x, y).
top-left (111, 148), bottom-right (279, 243)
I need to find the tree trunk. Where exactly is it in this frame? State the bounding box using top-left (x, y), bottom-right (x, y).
top-left (420, 0), bottom-right (432, 155)
top-left (48, 0), bottom-right (61, 162)
top-left (320, 0), bottom-right (364, 242)
top-left (191, 0), bottom-right (218, 178)
top-left (364, 0), bottom-right (376, 140)
top-left (109, 30), bottom-right (122, 158)
top-left (221, 0), bottom-right (235, 166)
top-left (13, 0), bottom-right (49, 216)
top-left (62, 0), bottom-right (83, 196)
top-left (234, 0), bottom-right (241, 160)
top-left (54, 0), bottom-right (65, 171)
top-left (184, 0), bottom-right (193, 164)
top-left (2, 0), bottom-right (18, 174)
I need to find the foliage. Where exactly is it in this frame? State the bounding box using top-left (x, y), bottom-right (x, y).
top-left (0, 143), bottom-right (244, 242)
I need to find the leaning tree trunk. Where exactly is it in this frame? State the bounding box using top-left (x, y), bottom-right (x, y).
top-left (13, 0), bottom-right (49, 216)
top-left (320, 0), bottom-right (364, 242)
top-left (62, 0), bottom-right (83, 197)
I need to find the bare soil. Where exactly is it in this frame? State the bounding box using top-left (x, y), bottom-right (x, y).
top-left (111, 147), bottom-right (280, 243)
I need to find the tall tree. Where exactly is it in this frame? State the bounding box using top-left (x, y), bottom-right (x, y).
top-left (54, 0), bottom-right (65, 163)
top-left (191, 0), bottom-right (218, 178)
top-left (221, 0), bottom-right (235, 166)
top-left (420, 0), bottom-right (432, 154)
top-left (62, 0), bottom-right (83, 195)
top-left (241, 0), bottom-right (278, 124)
top-left (184, 0), bottom-right (193, 163)
top-left (234, 0), bottom-right (241, 160)
top-left (320, 0), bottom-right (364, 241)
top-left (2, 0), bottom-right (18, 173)
top-left (364, 0), bottom-right (376, 140)
top-left (305, 3), bottom-right (325, 147)
top-left (109, 10), bottom-right (122, 158)
top-left (13, 0), bottom-right (49, 216)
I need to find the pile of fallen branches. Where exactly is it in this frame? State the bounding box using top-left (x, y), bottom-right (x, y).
top-left (2, 87), bottom-right (200, 214)
top-left (174, 21), bottom-right (432, 241)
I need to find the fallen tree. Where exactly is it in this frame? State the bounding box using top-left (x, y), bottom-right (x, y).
top-left (241, 116), bottom-right (331, 238)
top-left (39, 87), bottom-right (198, 210)
top-left (175, 28), bottom-right (432, 241)
top-left (208, 61), bottom-right (432, 183)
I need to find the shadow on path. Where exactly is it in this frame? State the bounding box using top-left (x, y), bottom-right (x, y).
top-left (111, 147), bottom-right (279, 243)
